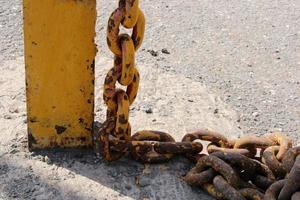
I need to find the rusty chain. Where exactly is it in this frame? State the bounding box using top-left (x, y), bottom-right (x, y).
top-left (93, 0), bottom-right (300, 199)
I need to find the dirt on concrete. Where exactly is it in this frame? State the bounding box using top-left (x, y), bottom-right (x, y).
top-left (0, 57), bottom-right (241, 200)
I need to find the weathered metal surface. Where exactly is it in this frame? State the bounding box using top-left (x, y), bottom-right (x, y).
top-left (239, 188), bottom-right (264, 200)
top-left (92, 0), bottom-right (300, 199)
top-left (264, 180), bottom-right (285, 200)
top-left (213, 175), bottom-right (246, 200)
top-left (278, 155), bottom-right (300, 200)
top-left (262, 146), bottom-right (286, 179)
top-left (23, 0), bottom-right (96, 149)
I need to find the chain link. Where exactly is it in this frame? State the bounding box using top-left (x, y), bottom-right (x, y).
top-left (93, 0), bottom-right (300, 199)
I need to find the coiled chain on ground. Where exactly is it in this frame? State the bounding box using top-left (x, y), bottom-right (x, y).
top-left (93, 1), bottom-right (300, 199)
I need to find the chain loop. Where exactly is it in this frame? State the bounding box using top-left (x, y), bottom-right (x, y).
top-left (265, 133), bottom-right (292, 160)
top-left (122, 0), bottom-right (139, 28)
top-left (213, 175), bottom-right (246, 200)
top-left (132, 8), bottom-right (145, 50)
top-left (103, 61), bottom-right (121, 111)
top-left (107, 7), bottom-right (145, 56)
top-left (278, 155), bottom-right (300, 200)
top-left (115, 90), bottom-right (130, 139)
top-left (107, 8), bottom-right (124, 56)
top-left (130, 131), bottom-right (175, 163)
top-left (119, 34), bottom-right (135, 85)
top-left (262, 146), bottom-right (286, 179)
top-left (282, 146), bottom-right (300, 173)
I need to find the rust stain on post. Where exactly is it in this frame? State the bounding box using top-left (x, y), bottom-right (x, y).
top-left (23, 0), bottom-right (97, 149)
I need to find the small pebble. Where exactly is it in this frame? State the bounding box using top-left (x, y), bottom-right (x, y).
top-left (161, 48), bottom-right (170, 54)
top-left (145, 108), bottom-right (153, 114)
top-left (214, 108), bottom-right (219, 114)
top-left (252, 112), bottom-right (259, 117)
top-left (138, 176), bottom-right (151, 187)
top-left (9, 107), bottom-right (19, 113)
top-left (44, 156), bottom-right (51, 164)
top-left (4, 114), bottom-right (12, 119)
top-left (125, 184), bottom-right (132, 190)
top-left (112, 171), bottom-right (119, 177)
top-left (147, 50), bottom-right (158, 57)
top-left (269, 128), bottom-right (283, 132)
top-left (9, 149), bottom-right (19, 154)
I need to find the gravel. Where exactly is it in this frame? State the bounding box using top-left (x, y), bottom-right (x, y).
top-left (1, 1), bottom-right (299, 140)
top-left (95, 0), bottom-right (300, 141)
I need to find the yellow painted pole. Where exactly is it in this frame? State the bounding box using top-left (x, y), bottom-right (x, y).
top-left (23, 0), bottom-right (97, 150)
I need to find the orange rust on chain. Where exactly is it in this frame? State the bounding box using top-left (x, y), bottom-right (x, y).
top-left (282, 146), bottom-right (300, 173)
top-left (97, 0), bottom-right (145, 162)
top-left (233, 133), bottom-right (292, 161)
top-left (292, 192), bottom-right (300, 200)
top-left (213, 175), bottom-right (246, 200)
top-left (122, 0), bottom-right (139, 28)
top-left (264, 180), bottom-right (285, 200)
top-left (97, 118), bottom-right (126, 161)
top-left (202, 183), bottom-right (225, 200)
top-left (278, 155), bottom-right (300, 200)
top-left (210, 152), bottom-right (260, 181)
top-left (131, 130), bottom-right (175, 142)
top-left (130, 131), bottom-right (175, 163)
top-left (211, 152), bottom-right (275, 190)
top-left (131, 8), bottom-right (145, 50)
top-left (107, 8), bottom-right (125, 56)
top-left (107, 6), bottom-right (145, 56)
top-left (207, 144), bottom-right (253, 157)
top-left (109, 140), bottom-right (202, 155)
top-left (195, 155), bottom-right (241, 188)
top-left (181, 129), bottom-right (230, 161)
top-left (103, 58), bottom-right (140, 112)
top-left (103, 60), bottom-right (121, 111)
top-left (265, 133), bottom-right (292, 160)
top-left (253, 175), bottom-right (275, 191)
top-left (184, 168), bottom-right (216, 186)
top-left (118, 34), bottom-right (135, 85)
top-left (126, 67), bottom-right (140, 105)
top-left (108, 139), bottom-right (130, 152)
top-left (182, 129), bottom-right (230, 147)
top-left (239, 188), bottom-right (264, 200)
top-left (115, 90), bottom-right (130, 140)
top-left (154, 141), bottom-right (203, 154)
top-left (252, 159), bottom-right (276, 180)
top-left (249, 159), bottom-right (276, 190)
top-left (262, 146), bottom-right (286, 179)
top-left (233, 135), bottom-right (274, 154)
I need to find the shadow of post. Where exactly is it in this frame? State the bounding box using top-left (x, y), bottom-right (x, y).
top-left (14, 121), bottom-right (213, 200)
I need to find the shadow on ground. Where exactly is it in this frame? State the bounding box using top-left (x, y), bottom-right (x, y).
top-left (29, 148), bottom-right (205, 200)
top-left (14, 122), bottom-right (210, 200)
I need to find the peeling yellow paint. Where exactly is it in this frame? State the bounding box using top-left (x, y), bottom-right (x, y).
top-left (23, 0), bottom-right (97, 149)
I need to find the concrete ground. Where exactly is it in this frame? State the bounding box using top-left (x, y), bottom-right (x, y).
top-left (0, 0), bottom-right (299, 199)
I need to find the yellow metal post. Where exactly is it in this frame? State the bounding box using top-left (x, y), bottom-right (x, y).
top-left (23, 0), bottom-right (97, 149)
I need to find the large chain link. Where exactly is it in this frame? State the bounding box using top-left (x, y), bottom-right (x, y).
top-left (94, 0), bottom-right (203, 162)
top-left (93, 1), bottom-right (300, 199)
top-left (94, 0), bottom-right (144, 161)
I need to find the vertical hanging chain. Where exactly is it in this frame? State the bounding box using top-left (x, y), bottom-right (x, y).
top-left (93, 0), bottom-right (145, 161)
